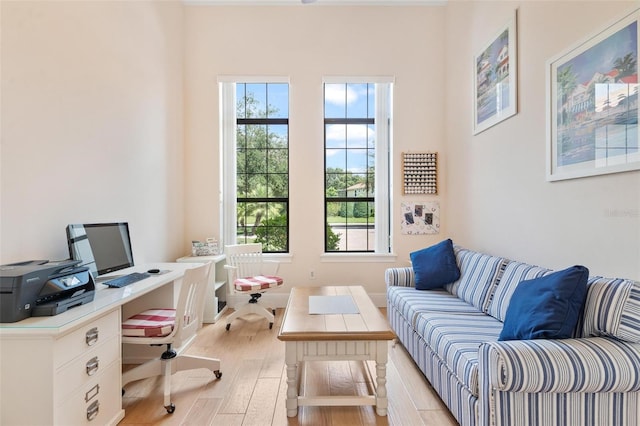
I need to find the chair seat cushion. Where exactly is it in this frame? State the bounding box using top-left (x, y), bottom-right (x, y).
top-left (122, 308), bottom-right (176, 337)
top-left (234, 275), bottom-right (283, 292)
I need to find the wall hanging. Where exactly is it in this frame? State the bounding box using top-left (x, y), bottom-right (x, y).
top-left (402, 152), bottom-right (438, 195)
top-left (473, 9), bottom-right (518, 134)
top-left (546, 8), bottom-right (639, 181)
top-left (400, 201), bottom-right (440, 235)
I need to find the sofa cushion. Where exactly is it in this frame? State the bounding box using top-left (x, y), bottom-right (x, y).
top-left (499, 265), bottom-right (589, 341)
top-left (387, 286), bottom-right (483, 328)
top-left (581, 276), bottom-right (640, 343)
top-left (486, 261), bottom-right (552, 322)
top-left (410, 239), bottom-right (461, 290)
top-left (414, 311), bottom-right (503, 397)
top-left (445, 246), bottom-right (509, 313)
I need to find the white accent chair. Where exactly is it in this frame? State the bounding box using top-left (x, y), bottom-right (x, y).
top-left (121, 262), bottom-right (222, 414)
top-left (224, 243), bottom-right (284, 331)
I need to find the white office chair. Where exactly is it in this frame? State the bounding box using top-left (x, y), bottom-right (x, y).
top-left (224, 243), bottom-right (283, 331)
top-left (121, 262), bottom-right (222, 414)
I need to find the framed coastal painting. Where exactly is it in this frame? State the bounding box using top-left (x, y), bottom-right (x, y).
top-left (473, 10), bottom-right (518, 135)
top-left (547, 8), bottom-right (639, 181)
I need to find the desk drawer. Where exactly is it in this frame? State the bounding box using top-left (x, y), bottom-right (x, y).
top-left (55, 334), bottom-right (120, 405)
top-left (55, 359), bottom-right (122, 425)
top-left (54, 310), bottom-right (120, 368)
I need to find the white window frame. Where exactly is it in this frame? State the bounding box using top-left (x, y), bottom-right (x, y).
top-left (321, 76), bottom-right (395, 260)
top-left (218, 76), bottom-right (291, 254)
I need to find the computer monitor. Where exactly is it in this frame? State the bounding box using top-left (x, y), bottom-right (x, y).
top-left (66, 222), bottom-right (135, 278)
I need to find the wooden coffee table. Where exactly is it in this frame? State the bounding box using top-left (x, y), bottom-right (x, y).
top-left (277, 285), bottom-right (395, 417)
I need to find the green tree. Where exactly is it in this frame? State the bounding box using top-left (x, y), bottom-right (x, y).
top-left (254, 214), bottom-right (288, 252)
top-left (352, 202), bottom-right (367, 218)
top-left (326, 223), bottom-right (340, 251)
top-left (556, 65), bottom-right (578, 126)
top-left (236, 90), bottom-right (288, 245)
top-left (614, 53), bottom-right (637, 81)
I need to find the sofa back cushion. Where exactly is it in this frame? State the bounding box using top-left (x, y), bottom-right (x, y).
top-left (444, 246), bottom-right (509, 312)
top-left (580, 276), bottom-right (640, 343)
top-left (487, 261), bottom-right (552, 322)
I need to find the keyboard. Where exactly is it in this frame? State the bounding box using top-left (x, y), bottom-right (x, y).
top-left (103, 272), bottom-right (150, 288)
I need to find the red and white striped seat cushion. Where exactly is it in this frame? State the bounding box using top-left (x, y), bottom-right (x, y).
top-left (234, 275), bottom-right (283, 292)
top-left (122, 308), bottom-right (176, 337)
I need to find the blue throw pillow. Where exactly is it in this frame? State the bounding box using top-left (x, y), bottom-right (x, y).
top-left (498, 265), bottom-right (589, 341)
top-left (410, 239), bottom-right (461, 290)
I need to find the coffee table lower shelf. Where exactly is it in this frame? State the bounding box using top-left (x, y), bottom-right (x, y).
top-left (283, 339), bottom-right (389, 417)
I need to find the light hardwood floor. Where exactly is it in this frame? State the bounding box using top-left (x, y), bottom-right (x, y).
top-left (120, 308), bottom-right (458, 426)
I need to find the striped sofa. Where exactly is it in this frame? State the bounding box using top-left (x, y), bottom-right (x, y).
top-left (386, 245), bottom-right (640, 426)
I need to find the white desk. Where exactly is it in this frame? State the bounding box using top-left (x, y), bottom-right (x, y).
top-left (0, 262), bottom-right (200, 426)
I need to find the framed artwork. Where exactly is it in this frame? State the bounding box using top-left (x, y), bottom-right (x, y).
top-left (400, 201), bottom-right (439, 235)
top-left (473, 10), bottom-right (518, 135)
top-left (402, 152), bottom-right (438, 195)
top-left (547, 9), bottom-right (639, 181)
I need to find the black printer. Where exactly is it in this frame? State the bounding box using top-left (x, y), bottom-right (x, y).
top-left (0, 259), bottom-right (95, 323)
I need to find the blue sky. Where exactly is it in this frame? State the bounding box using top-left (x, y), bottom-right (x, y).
top-left (557, 21), bottom-right (637, 85)
top-left (236, 82), bottom-right (375, 172)
top-left (324, 84), bottom-right (375, 172)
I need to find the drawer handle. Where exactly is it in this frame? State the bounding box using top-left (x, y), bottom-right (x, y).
top-left (86, 400), bottom-right (99, 421)
top-left (85, 384), bottom-right (100, 402)
top-left (85, 327), bottom-right (99, 346)
top-left (86, 356), bottom-right (99, 376)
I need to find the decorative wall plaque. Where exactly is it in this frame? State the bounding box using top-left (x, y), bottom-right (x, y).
top-left (402, 152), bottom-right (437, 195)
top-left (400, 201), bottom-right (440, 235)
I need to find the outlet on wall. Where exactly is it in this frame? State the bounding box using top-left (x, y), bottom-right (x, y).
top-left (310, 270), bottom-right (315, 280)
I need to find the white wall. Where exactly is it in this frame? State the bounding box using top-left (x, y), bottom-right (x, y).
top-left (2, 0), bottom-right (637, 298)
top-left (445, 1), bottom-right (640, 280)
top-left (183, 5), bottom-right (448, 296)
top-left (0, 1), bottom-right (185, 264)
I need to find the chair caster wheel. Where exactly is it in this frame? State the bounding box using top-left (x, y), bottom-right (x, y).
top-left (165, 403), bottom-right (175, 414)
top-left (214, 370), bottom-right (222, 379)
top-left (272, 309), bottom-right (276, 316)
top-left (122, 388), bottom-right (125, 396)
top-left (269, 322), bottom-right (273, 329)
top-left (226, 323), bottom-right (231, 331)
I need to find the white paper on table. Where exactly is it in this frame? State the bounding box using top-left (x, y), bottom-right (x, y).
top-left (308, 295), bottom-right (359, 314)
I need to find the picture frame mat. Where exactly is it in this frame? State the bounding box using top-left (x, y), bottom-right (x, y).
top-left (473, 9), bottom-right (518, 135)
top-left (546, 7), bottom-right (639, 181)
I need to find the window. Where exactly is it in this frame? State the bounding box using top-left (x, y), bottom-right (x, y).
top-left (324, 79), bottom-right (393, 253)
top-left (220, 80), bottom-right (289, 253)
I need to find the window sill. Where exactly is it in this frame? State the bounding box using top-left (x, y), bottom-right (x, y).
top-left (320, 253), bottom-right (398, 263)
top-left (263, 253), bottom-right (293, 263)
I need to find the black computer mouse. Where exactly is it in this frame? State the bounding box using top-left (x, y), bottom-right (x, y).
top-left (147, 268), bottom-right (160, 274)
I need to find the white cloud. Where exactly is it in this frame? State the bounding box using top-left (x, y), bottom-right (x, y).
top-left (325, 84), bottom-right (359, 106)
top-left (326, 124), bottom-right (346, 141)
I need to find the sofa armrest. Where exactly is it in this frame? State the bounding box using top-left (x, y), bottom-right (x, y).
top-left (385, 267), bottom-right (415, 288)
top-left (479, 337), bottom-right (640, 394)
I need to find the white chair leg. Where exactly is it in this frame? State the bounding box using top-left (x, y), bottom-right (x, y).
top-left (226, 301), bottom-right (275, 329)
top-left (163, 359), bottom-right (174, 412)
top-left (122, 358), bottom-right (163, 387)
top-left (174, 354), bottom-right (222, 378)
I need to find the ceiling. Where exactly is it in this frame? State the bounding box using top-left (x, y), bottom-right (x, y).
top-left (183, 0), bottom-right (446, 5)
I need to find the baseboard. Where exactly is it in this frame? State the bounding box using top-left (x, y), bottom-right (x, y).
top-left (226, 292), bottom-right (388, 309)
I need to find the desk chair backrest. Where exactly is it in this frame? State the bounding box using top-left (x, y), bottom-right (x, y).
top-left (172, 262), bottom-right (211, 348)
top-left (225, 243), bottom-right (271, 280)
